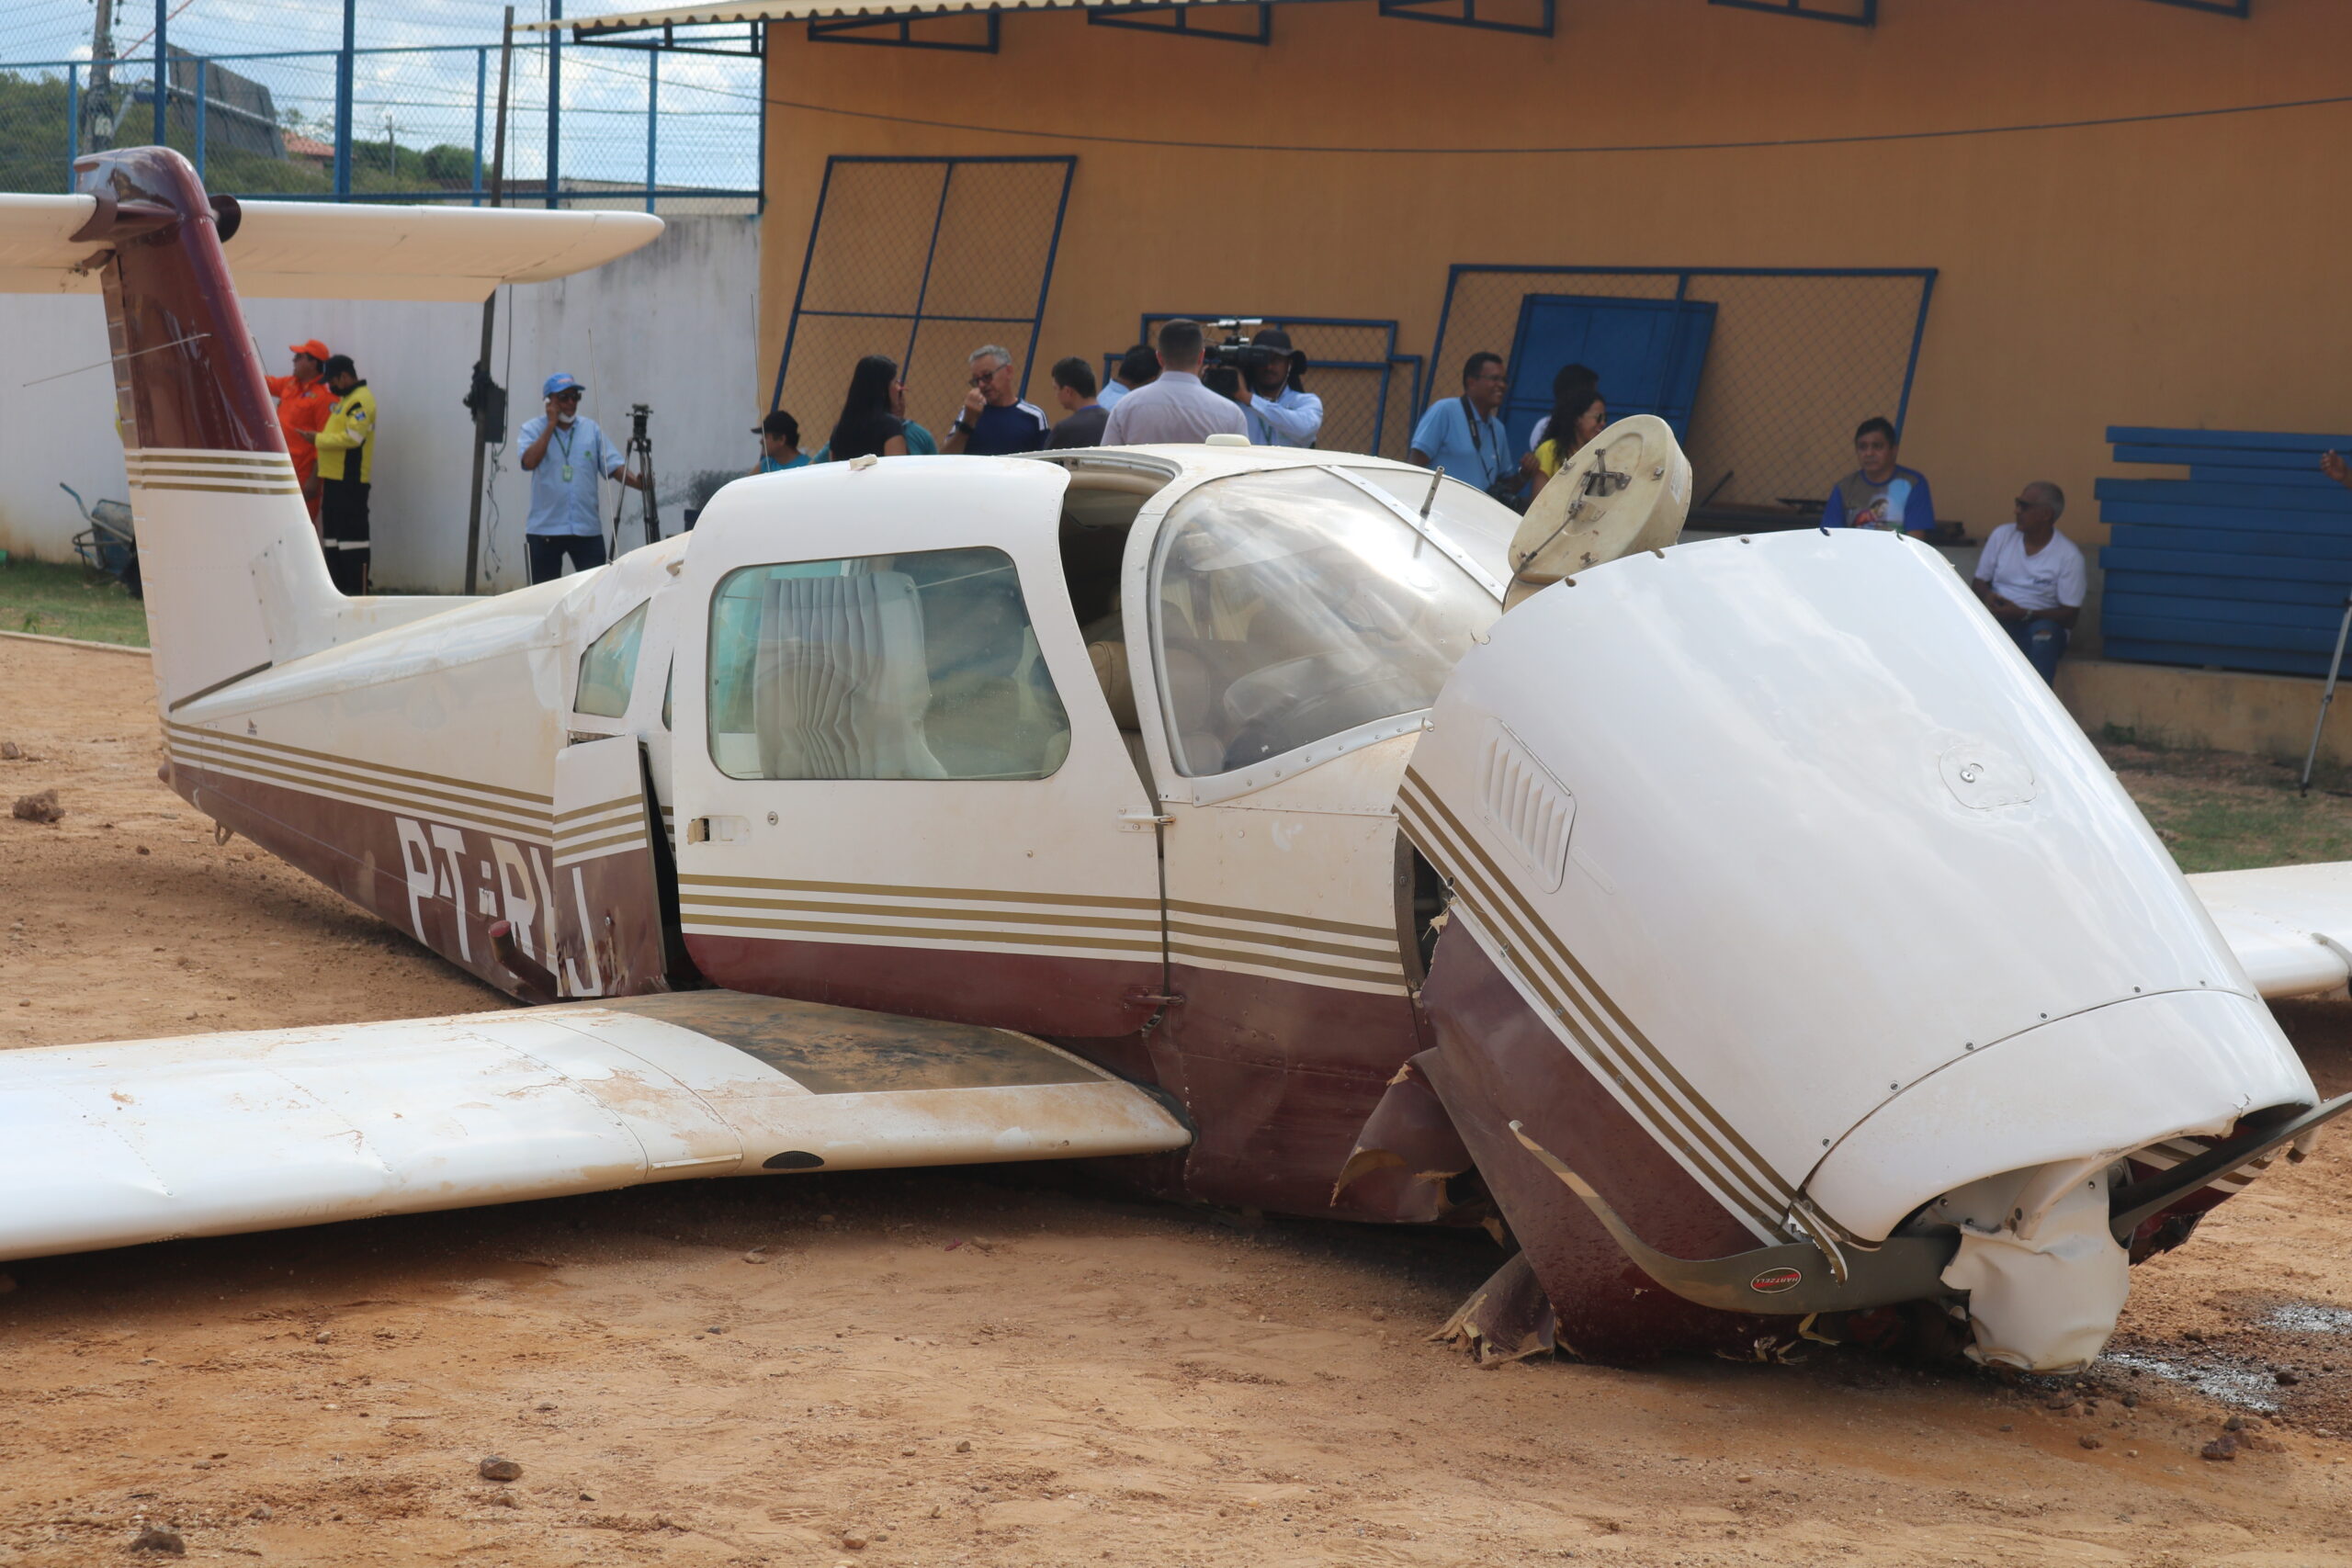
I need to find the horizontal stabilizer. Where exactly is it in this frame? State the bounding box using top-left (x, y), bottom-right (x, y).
top-left (0, 192), bottom-right (662, 300)
top-left (2190, 862), bottom-right (2352, 998)
top-left (0, 991), bottom-right (1189, 1264)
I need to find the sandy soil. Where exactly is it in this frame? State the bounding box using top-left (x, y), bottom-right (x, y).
top-left (9, 631), bottom-right (2352, 1567)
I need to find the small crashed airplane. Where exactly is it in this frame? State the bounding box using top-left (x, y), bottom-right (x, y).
top-left (6, 145), bottom-right (2352, 1375)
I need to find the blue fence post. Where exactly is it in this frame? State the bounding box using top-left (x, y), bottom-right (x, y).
top-left (547, 0), bottom-right (563, 208)
top-left (153, 0), bottom-right (168, 145)
top-left (333, 0), bottom-right (356, 197)
top-left (65, 63), bottom-right (79, 181)
top-left (644, 51), bottom-right (658, 213)
top-left (193, 56), bottom-right (206, 182)
top-left (471, 46), bottom-right (486, 205)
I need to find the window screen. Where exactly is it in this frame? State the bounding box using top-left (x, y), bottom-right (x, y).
top-left (707, 547), bottom-right (1071, 782)
top-left (575, 601), bottom-right (649, 718)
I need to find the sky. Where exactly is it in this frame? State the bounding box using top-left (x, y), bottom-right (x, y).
top-left (2, 0), bottom-right (763, 188)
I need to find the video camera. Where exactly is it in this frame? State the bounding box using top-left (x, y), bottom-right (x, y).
top-left (1203, 318), bottom-right (1286, 379)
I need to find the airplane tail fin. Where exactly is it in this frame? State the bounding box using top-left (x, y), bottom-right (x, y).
top-left (2, 147), bottom-right (661, 709)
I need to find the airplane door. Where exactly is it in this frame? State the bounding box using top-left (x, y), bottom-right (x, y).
top-left (548, 735), bottom-right (672, 998)
top-left (667, 461), bottom-right (1168, 1039)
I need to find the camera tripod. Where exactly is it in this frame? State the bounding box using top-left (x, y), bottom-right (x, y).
top-left (2301, 588), bottom-right (2352, 796)
top-left (608, 402), bottom-right (662, 556)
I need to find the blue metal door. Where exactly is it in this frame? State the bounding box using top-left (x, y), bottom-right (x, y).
top-left (1502, 293), bottom-right (1717, 454)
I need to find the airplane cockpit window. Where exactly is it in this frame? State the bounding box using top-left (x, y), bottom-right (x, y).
top-left (707, 547), bottom-right (1072, 782)
top-left (1151, 468), bottom-right (1501, 777)
top-left (574, 600), bottom-right (649, 718)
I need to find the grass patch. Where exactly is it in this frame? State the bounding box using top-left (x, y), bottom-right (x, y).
top-left (2103, 741), bottom-right (2352, 874)
top-left (0, 557), bottom-right (149, 647)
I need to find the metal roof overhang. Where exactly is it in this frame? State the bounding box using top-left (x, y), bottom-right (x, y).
top-left (524, 0), bottom-right (1279, 34)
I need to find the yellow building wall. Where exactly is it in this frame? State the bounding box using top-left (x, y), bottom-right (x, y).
top-left (760, 0), bottom-right (2352, 650)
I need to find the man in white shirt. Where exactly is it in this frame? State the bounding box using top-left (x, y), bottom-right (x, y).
top-left (1235, 327), bottom-right (1324, 448)
top-left (1973, 480), bottom-right (2087, 685)
top-left (1102, 319), bottom-right (1248, 446)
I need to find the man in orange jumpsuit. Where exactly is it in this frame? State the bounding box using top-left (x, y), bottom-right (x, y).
top-left (266, 339), bottom-right (336, 525)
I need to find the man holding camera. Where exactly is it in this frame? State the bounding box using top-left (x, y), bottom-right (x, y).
top-left (1102, 320), bottom-right (1249, 446)
top-left (518, 373), bottom-right (648, 584)
top-left (1234, 327), bottom-right (1323, 449)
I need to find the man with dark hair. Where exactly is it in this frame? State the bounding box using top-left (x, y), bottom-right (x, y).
top-left (944, 344), bottom-right (1052, 457)
top-left (1408, 352), bottom-right (1514, 495)
top-left (1973, 481), bottom-right (2085, 686)
top-left (1098, 344), bottom-right (1159, 413)
top-left (1823, 415), bottom-right (1937, 535)
top-left (1102, 319), bottom-right (1248, 446)
top-left (1235, 327), bottom-right (1323, 449)
top-left (1047, 356), bottom-right (1109, 449)
top-left (755, 409), bottom-right (808, 473)
top-left (312, 354), bottom-right (376, 595)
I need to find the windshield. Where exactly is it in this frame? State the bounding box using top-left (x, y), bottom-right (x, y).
top-left (1151, 467), bottom-right (1501, 777)
top-left (1344, 465), bottom-right (1521, 588)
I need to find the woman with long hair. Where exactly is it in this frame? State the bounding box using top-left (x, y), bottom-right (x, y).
top-left (826, 355), bottom-right (910, 461)
top-left (1527, 387), bottom-right (1606, 502)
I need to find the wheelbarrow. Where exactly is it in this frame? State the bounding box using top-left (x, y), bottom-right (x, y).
top-left (60, 482), bottom-right (141, 599)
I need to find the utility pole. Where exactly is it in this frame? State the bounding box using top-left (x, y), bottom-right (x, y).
top-left (86, 0), bottom-right (119, 151)
top-left (461, 7), bottom-right (516, 597)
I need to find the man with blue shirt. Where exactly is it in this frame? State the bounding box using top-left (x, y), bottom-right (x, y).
top-left (1409, 352), bottom-right (1515, 496)
top-left (943, 344), bottom-right (1051, 457)
top-left (1823, 416), bottom-right (1936, 535)
top-left (518, 373), bottom-right (646, 584)
top-left (1235, 328), bottom-right (1324, 449)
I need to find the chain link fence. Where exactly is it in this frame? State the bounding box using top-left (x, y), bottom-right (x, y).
top-left (1127, 315), bottom-right (1420, 461)
top-left (0, 34), bottom-right (760, 209)
top-left (1428, 265), bottom-right (1935, 518)
top-left (771, 155), bottom-right (1077, 446)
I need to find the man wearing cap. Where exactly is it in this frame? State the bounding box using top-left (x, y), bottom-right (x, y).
top-left (518, 373), bottom-right (647, 584)
top-left (1234, 328), bottom-right (1323, 449)
top-left (754, 409), bottom-right (808, 474)
top-left (312, 355), bottom-right (377, 595)
top-left (266, 339), bottom-right (336, 525)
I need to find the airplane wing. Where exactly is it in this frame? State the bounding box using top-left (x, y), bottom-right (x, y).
top-left (2189, 862), bottom-right (2352, 999)
top-left (0, 991), bottom-right (1189, 1264)
top-left (0, 192), bottom-right (662, 299)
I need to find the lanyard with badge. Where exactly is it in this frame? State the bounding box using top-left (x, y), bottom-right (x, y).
top-left (553, 423), bottom-right (577, 483)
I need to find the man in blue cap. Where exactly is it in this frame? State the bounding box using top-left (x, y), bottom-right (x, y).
top-left (517, 372), bottom-right (647, 584)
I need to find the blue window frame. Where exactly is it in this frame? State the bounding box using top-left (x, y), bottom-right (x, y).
top-left (1709, 0), bottom-right (1875, 23)
top-left (2139, 0), bottom-right (2248, 14)
top-left (1123, 316), bottom-right (1414, 458)
top-left (1377, 0), bottom-right (1555, 38)
top-left (1426, 265), bottom-right (1936, 513)
top-left (808, 9), bottom-right (1000, 51)
top-left (771, 156), bottom-right (1077, 439)
top-left (1089, 3), bottom-right (1273, 44)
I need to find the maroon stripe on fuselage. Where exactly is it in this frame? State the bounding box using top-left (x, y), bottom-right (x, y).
top-left (1418, 925), bottom-right (1782, 1361)
top-left (680, 932), bottom-right (1431, 1220)
top-left (167, 757), bottom-right (548, 1001)
top-left (76, 147), bottom-right (281, 454)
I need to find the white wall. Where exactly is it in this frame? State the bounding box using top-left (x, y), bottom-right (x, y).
top-left (0, 214), bottom-right (760, 594)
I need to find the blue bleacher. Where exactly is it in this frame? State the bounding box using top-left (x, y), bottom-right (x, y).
top-left (2098, 427), bottom-right (2352, 677)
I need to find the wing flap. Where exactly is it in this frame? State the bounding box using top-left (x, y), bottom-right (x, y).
top-left (0, 993), bottom-right (1189, 1263)
top-left (2190, 862), bottom-right (2352, 999)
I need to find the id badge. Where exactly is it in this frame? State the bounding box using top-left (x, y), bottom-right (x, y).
top-left (560, 463), bottom-right (574, 482)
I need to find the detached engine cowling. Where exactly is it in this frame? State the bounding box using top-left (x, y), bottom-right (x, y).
top-left (1398, 528), bottom-right (2315, 1369)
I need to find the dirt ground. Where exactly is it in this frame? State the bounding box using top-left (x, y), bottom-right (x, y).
top-left (10, 633), bottom-right (2352, 1568)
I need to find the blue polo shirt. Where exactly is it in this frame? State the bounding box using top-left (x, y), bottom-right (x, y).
top-left (1410, 397), bottom-right (1514, 491)
top-left (518, 414), bottom-right (625, 537)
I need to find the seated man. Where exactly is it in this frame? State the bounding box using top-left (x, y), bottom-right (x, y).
top-left (1824, 416), bottom-right (1936, 535)
top-left (1972, 481), bottom-right (2086, 686)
